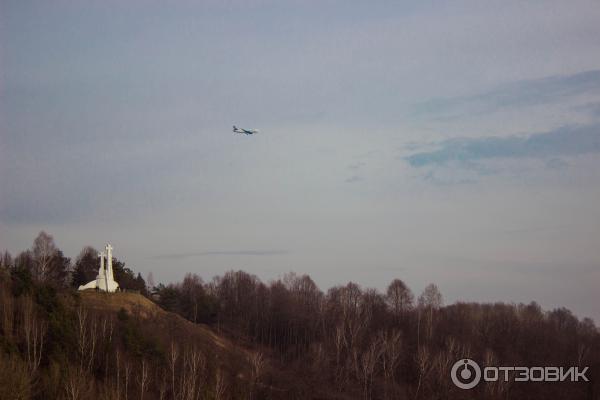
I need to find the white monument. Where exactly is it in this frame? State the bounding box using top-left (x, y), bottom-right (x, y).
top-left (78, 243), bottom-right (120, 292)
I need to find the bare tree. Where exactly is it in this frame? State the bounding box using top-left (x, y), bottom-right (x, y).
top-left (169, 340), bottom-right (180, 400)
top-left (379, 329), bottom-right (402, 399)
top-left (115, 350), bottom-right (121, 399)
top-left (137, 358), bottom-right (150, 400)
top-left (334, 323), bottom-right (348, 386)
top-left (577, 343), bottom-right (589, 367)
top-left (76, 305), bottom-right (98, 372)
top-left (63, 364), bottom-right (89, 400)
top-left (158, 367), bottom-right (168, 400)
top-left (431, 338), bottom-right (457, 398)
top-left (101, 316), bottom-right (114, 377)
top-left (31, 231), bottom-right (57, 282)
top-left (88, 316), bottom-right (98, 371)
top-left (482, 348), bottom-right (512, 399)
top-left (417, 284), bottom-right (443, 341)
top-left (414, 346), bottom-right (432, 400)
top-left (181, 273), bottom-right (205, 323)
top-left (360, 336), bottom-right (383, 400)
top-left (386, 279), bottom-right (414, 319)
top-left (417, 284), bottom-right (443, 310)
top-left (124, 359), bottom-right (132, 400)
top-left (249, 351), bottom-right (265, 398)
top-left (215, 368), bottom-right (228, 400)
top-left (347, 309), bottom-right (370, 379)
top-left (21, 295), bottom-right (46, 374)
top-left (180, 345), bottom-right (206, 400)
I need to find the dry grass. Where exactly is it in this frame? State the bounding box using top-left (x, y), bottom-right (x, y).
top-left (79, 291), bottom-right (164, 319)
top-left (77, 291), bottom-right (300, 397)
top-left (79, 291), bottom-right (254, 371)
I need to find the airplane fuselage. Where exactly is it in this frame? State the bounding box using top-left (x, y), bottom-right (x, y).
top-left (233, 126), bottom-right (258, 135)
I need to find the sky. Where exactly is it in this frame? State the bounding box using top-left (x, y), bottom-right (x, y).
top-left (1, 0), bottom-right (600, 322)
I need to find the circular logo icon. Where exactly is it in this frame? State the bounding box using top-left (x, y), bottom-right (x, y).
top-left (451, 359), bottom-right (481, 389)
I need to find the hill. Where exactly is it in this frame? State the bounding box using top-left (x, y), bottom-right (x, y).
top-left (1, 242), bottom-right (599, 400)
top-left (0, 280), bottom-right (302, 400)
top-left (79, 291), bottom-right (244, 358)
top-left (77, 290), bottom-right (299, 399)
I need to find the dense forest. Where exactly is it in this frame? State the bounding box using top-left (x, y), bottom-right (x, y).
top-left (0, 231), bottom-right (598, 399)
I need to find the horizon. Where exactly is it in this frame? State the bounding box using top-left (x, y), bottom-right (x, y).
top-left (1, 230), bottom-right (597, 325)
top-left (1, 1), bottom-right (600, 324)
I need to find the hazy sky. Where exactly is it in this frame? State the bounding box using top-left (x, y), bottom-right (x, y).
top-left (2, 1), bottom-right (600, 322)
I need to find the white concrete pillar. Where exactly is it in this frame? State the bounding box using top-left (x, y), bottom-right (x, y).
top-left (98, 251), bottom-right (105, 273)
top-left (97, 251), bottom-right (107, 291)
top-left (106, 244), bottom-right (114, 282)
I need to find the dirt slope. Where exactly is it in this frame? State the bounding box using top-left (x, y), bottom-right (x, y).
top-left (79, 290), bottom-right (250, 357)
top-left (78, 291), bottom-right (323, 398)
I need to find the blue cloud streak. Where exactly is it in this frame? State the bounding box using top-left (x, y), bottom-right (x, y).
top-left (406, 124), bottom-right (600, 167)
top-left (412, 70), bottom-right (600, 117)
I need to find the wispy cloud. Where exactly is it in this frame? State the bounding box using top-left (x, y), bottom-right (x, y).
top-left (152, 250), bottom-right (289, 260)
top-left (412, 70), bottom-right (600, 118)
top-left (405, 124), bottom-right (600, 167)
top-left (345, 175), bottom-right (362, 183)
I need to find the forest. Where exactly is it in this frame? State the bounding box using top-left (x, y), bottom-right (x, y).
top-left (0, 231), bottom-right (598, 399)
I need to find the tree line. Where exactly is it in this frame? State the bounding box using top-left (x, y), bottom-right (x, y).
top-left (0, 232), bottom-right (264, 400)
top-left (1, 231), bottom-right (147, 294)
top-left (1, 231), bottom-right (599, 399)
top-left (154, 270), bottom-right (599, 399)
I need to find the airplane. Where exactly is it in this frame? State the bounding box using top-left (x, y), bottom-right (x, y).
top-left (233, 125), bottom-right (259, 135)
